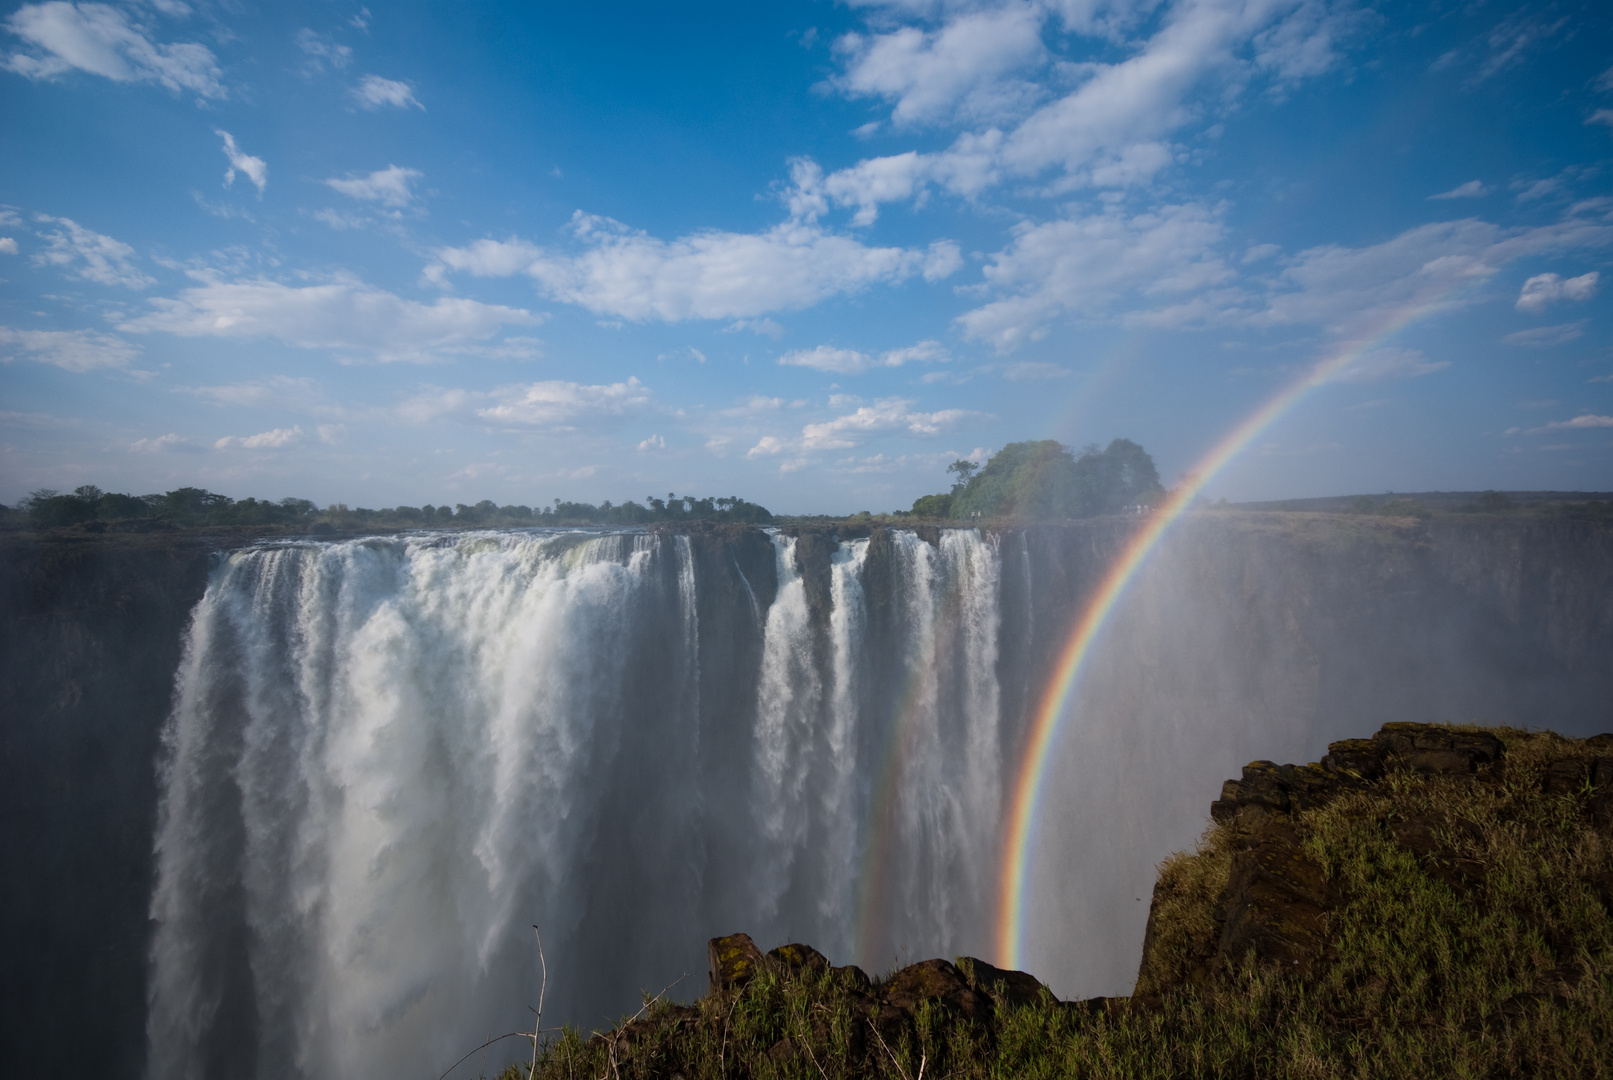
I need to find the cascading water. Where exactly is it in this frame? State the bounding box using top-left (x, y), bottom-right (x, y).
top-left (145, 527), bottom-right (1007, 1080)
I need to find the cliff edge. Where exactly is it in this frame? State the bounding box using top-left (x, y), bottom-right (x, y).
top-left (506, 722), bottom-right (1613, 1080)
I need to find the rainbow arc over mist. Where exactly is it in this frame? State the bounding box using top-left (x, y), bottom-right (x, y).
top-left (993, 304), bottom-right (1462, 970)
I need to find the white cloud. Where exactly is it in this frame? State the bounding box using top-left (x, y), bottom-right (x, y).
top-left (1503, 321), bottom-right (1586, 348)
top-left (813, 0), bottom-right (1355, 215)
top-left (1515, 271), bottom-right (1598, 313)
top-left (325, 165), bottom-right (421, 208)
top-left (1521, 414), bottom-right (1613, 434)
top-left (32, 214), bottom-right (153, 287)
top-left (1332, 345), bottom-right (1449, 383)
top-left (800, 396), bottom-right (973, 449)
top-left (121, 275), bottom-right (536, 362)
top-left (1590, 109), bottom-right (1613, 130)
top-left (297, 28), bottom-right (351, 69)
top-left (0, 237), bottom-right (17, 254)
top-left (353, 73), bottom-right (422, 110)
top-left (1252, 216), bottom-right (1613, 337)
top-left (746, 435), bottom-right (786, 457)
top-left (474, 377), bottom-right (651, 427)
top-left (778, 339), bottom-right (948, 374)
top-left (317, 424), bottom-right (346, 444)
top-left (725, 317), bottom-right (786, 337)
top-left (637, 433), bottom-right (665, 451)
top-left (2, 1), bottom-right (224, 97)
top-left (427, 210), bottom-right (952, 322)
top-left (131, 432), bottom-right (199, 453)
top-left (956, 199), bottom-right (1613, 350)
top-left (1430, 180), bottom-right (1489, 200)
top-left (215, 425), bottom-right (304, 450)
top-left (831, 2), bottom-right (1049, 127)
top-left (0, 325), bottom-right (140, 371)
top-left (956, 201), bottom-right (1229, 350)
top-left (217, 130), bottom-right (267, 195)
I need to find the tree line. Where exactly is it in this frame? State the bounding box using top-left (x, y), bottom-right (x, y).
top-left (1, 486), bottom-right (773, 530)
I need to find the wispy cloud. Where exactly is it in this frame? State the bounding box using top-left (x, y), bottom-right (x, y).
top-left (799, 396), bottom-right (973, 449)
top-left (215, 425), bottom-right (304, 450)
top-left (0, 325), bottom-right (141, 371)
top-left (217, 131), bottom-right (267, 196)
top-left (2, 1), bottom-right (224, 98)
top-left (353, 73), bottom-right (422, 110)
top-left (809, 0), bottom-right (1359, 219)
top-left (1516, 271), bottom-right (1598, 313)
top-left (297, 28), bottom-right (351, 70)
top-left (1332, 346), bottom-right (1449, 384)
top-left (131, 432), bottom-right (201, 453)
top-left (1503, 321), bottom-right (1586, 348)
top-left (32, 214), bottom-right (153, 288)
top-left (395, 377), bottom-right (652, 429)
top-left (956, 201), bottom-right (1230, 350)
top-left (1510, 413), bottom-right (1613, 435)
top-left (427, 209), bottom-right (957, 322)
top-left (325, 165), bottom-right (421, 209)
top-left (1430, 180), bottom-right (1489, 200)
top-left (121, 275), bottom-right (536, 362)
top-left (777, 339), bottom-right (948, 374)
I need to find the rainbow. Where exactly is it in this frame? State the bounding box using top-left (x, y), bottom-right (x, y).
top-left (993, 306), bottom-right (1459, 969)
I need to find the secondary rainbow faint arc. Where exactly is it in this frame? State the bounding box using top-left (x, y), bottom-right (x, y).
top-left (993, 308), bottom-right (1449, 970)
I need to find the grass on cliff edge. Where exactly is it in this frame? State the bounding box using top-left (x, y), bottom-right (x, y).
top-left (492, 727), bottom-right (1610, 1080)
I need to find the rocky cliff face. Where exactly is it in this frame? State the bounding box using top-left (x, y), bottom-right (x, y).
top-left (0, 534), bottom-right (230, 1080)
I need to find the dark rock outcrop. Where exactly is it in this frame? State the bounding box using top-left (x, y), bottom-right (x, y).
top-left (687, 931), bottom-right (1053, 1071)
top-left (707, 932), bottom-right (766, 995)
top-left (1144, 722), bottom-right (1613, 997)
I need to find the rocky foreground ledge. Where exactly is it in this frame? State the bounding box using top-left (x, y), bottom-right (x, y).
top-left (501, 723), bottom-right (1613, 1080)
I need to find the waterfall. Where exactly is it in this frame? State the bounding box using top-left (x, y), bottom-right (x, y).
top-left (146, 528), bottom-right (1005, 1079)
top-left (139, 515), bottom-right (1602, 1080)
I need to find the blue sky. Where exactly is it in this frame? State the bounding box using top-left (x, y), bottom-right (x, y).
top-left (1, 0), bottom-right (1610, 513)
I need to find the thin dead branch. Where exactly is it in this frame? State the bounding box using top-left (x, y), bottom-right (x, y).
top-left (869, 1019), bottom-right (913, 1080)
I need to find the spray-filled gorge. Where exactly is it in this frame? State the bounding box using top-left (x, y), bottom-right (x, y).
top-left (4, 513), bottom-right (1612, 1079)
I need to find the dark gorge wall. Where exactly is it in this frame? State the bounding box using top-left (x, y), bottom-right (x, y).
top-left (1, 514), bottom-right (1610, 1080)
top-left (0, 536), bottom-right (224, 1080)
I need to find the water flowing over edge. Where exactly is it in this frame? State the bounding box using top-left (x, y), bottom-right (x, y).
top-left (146, 528), bottom-right (1006, 1079)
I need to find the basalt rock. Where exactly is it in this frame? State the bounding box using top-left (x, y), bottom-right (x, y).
top-left (956, 956), bottom-right (1051, 1009)
top-left (707, 932), bottom-right (766, 995)
top-left (1217, 822), bottom-right (1336, 977)
top-left (1145, 722), bottom-right (1613, 997)
top-left (877, 958), bottom-right (989, 1024)
top-left (1211, 722), bottom-right (1509, 828)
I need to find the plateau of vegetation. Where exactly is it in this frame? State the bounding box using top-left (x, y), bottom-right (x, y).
top-left (482, 723), bottom-right (1611, 1080)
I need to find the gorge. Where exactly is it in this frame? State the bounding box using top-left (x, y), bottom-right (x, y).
top-left (3, 512), bottom-right (1611, 1079)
